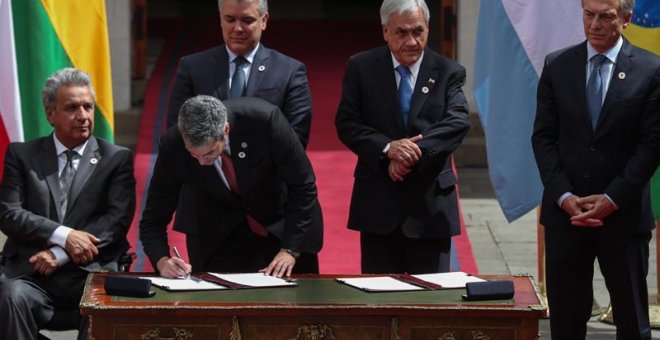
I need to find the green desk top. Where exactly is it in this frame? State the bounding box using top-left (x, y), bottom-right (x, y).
top-left (113, 278), bottom-right (513, 306)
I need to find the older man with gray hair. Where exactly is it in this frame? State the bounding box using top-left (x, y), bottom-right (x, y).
top-left (140, 96), bottom-right (322, 278)
top-left (335, 0), bottom-right (470, 274)
top-left (0, 68), bottom-right (136, 339)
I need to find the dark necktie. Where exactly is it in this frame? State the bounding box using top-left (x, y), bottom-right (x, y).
top-left (59, 150), bottom-right (77, 219)
top-left (230, 56), bottom-right (248, 99)
top-left (396, 65), bottom-right (413, 127)
top-left (586, 54), bottom-right (606, 129)
top-left (220, 153), bottom-right (268, 237)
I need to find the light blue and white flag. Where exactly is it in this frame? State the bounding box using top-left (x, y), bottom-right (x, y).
top-left (473, 0), bottom-right (584, 222)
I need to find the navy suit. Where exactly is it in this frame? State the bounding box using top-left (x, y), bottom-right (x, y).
top-left (0, 136), bottom-right (136, 339)
top-left (140, 98), bottom-right (322, 273)
top-left (166, 44), bottom-right (312, 145)
top-left (165, 44), bottom-right (313, 268)
top-left (335, 46), bottom-right (470, 274)
top-left (533, 39), bottom-right (660, 339)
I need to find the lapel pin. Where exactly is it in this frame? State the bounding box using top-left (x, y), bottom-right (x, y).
top-left (258, 65), bottom-right (266, 72)
top-left (421, 86), bottom-right (429, 94)
top-left (241, 142), bottom-right (248, 148)
top-left (618, 72), bottom-right (625, 80)
top-left (428, 78), bottom-right (435, 84)
top-left (90, 158), bottom-right (98, 165)
top-left (238, 152), bottom-right (246, 159)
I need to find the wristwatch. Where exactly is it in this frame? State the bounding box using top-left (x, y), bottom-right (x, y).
top-left (280, 248), bottom-right (301, 259)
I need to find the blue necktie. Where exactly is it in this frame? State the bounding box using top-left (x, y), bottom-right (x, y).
top-left (230, 56), bottom-right (248, 99)
top-left (396, 66), bottom-right (413, 127)
top-left (586, 54), bottom-right (606, 129)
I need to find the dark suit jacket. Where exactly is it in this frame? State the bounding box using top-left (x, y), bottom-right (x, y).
top-left (532, 39), bottom-right (660, 235)
top-left (166, 43), bottom-right (313, 146)
top-left (140, 98), bottom-right (323, 269)
top-left (335, 46), bottom-right (470, 239)
top-left (0, 136), bottom-right (136, 282)
top-left (166, 44), bottom-right (313, 239)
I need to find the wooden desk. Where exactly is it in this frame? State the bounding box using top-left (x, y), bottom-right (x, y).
top-left (81, 273), bottom-right (546, 340)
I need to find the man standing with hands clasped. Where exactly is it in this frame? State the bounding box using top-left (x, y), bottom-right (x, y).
top-left (335, 0), bottom-right (470, 274)
top-left (532, 0), bottom-right (660, 338)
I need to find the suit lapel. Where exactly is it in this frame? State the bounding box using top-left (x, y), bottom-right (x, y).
top-left (67, 137), bottom-right (100, 215)
top-left (597, 41), bottom-right (632, 132)
top-left (246, 45), bottom-right (268, 97)
top-left (376, 48), bottom-right (406, 133)
top-left (227, 113), bottom-right (249, 194)
top-left (212, 46), bottom-right (230, 100)
top-left (40, 136), bottom-right (64, 221)
top-left (408, 51), bottom-right (438, 129)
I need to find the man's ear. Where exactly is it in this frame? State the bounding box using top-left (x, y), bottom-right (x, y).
top-left (260, 11), bottom-right (269, 31)
top-left (45, 109), bottom-right (55, 126)
top-left (225, 122), bottom-right (231, 135)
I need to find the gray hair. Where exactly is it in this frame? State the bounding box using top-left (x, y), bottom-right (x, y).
top-left (380, 0), bottom-right (430, 25)
top-left (218, 0), bottom-right (268, 17)
top-left (42, 68), bottom-right (95, 111)
top-left (178, 95), bottom-right (228, 147)
top-left (581, 0), bottom-right (635, 15)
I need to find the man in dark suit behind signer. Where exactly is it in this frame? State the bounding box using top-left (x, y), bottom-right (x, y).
top-left (166, 0), bottom-right (313, 269)
top-left (0, 68), bottom-right (136, 339)
top-left (532, 0), bottom-right (660, 338)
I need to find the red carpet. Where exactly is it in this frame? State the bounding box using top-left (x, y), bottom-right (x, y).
top-left (128, 19), bottom-right (477, 274)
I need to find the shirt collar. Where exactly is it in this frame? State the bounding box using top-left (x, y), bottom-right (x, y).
top-left (587, 36), bottom-right (623, 64)
top-left (53, 134), bottom-right (87, 157)
top-left (391, 51), bottom-right (424, 77)
top-left (226, 43), bottom-right (260, 65)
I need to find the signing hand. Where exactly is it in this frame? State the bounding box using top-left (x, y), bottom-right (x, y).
top-left (29, 250), bottom-right (58, 276)
top-left (260, 251), bottom-right (296, 278)
top-left (386, 135), bottom-right (423, 168)
top-left (570, 194), bottom-right (616, 228)
top-left (65, 230), bottom-right (100, 264)
top-left (156, 256), bottom-right (192, 279)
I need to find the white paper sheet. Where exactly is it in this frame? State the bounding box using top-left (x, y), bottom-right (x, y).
top-left (335, 277), bottom-right (424, 292)
top-left (209, 272), bottom-right (297, 287)
top-left (413, 272), bottom-right (486, 289)
top-left (140, 276), bottom-right (226, 291)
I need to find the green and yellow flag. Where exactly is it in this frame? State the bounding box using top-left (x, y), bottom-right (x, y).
top-left (1, 0), bottom-right (114, 148)
top-left (623, 0), bottom-right (659, 219)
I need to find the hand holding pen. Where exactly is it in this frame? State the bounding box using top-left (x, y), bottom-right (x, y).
top-left (155, 246), bottom-right (192, 279)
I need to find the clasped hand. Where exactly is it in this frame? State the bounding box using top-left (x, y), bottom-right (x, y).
top-left (561, 194), bottom-right (616, 227)
top-left (65, 230), bottom-right (100, 264)
top-left (29, 250), bottom-right (58, 275)
top-left (386, 135), bottom-right (422, 182)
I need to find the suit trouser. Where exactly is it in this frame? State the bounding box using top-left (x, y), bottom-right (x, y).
top-left (0, 270), bottom-right (88, 340)
top-left (360, 227), bottom-right (451, 274)
top-left (545, 227), bottom-right (651, 340)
